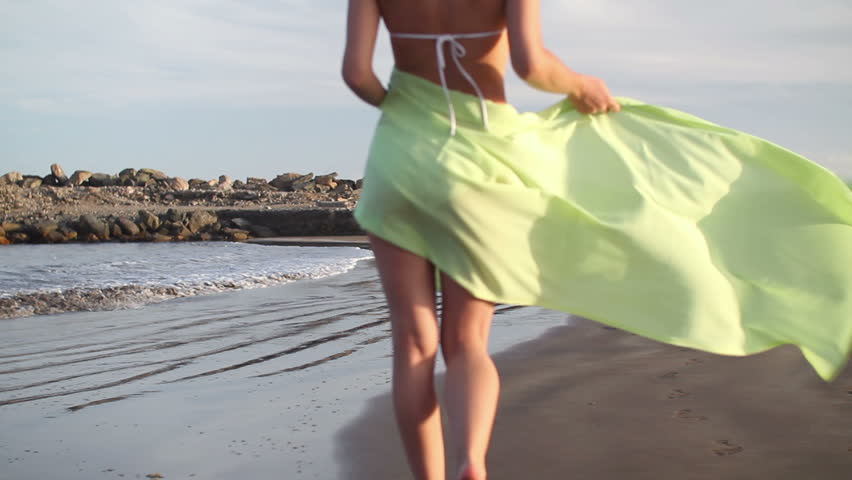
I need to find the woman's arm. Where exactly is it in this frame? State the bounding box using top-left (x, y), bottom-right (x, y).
top-left (506, 0), bottom-right (619, 114)
top-left (342, 0), bottom-right (386, 107)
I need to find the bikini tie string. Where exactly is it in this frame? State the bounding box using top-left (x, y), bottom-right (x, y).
top-left (391, 31), bottom-right (502, 136)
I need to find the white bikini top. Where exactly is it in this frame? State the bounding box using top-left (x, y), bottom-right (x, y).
top-left (390, 30), bottom-right (503, 136)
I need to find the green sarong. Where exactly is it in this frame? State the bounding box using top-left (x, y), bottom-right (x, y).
top-left (354, 69), bottom-right (852, 381)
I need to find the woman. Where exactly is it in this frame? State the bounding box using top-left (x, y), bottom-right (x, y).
top-left (342, 1), bottom-right (852, 480)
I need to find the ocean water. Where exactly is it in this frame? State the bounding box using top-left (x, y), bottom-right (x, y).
top-left (0, 242), bottom-right (374, 319)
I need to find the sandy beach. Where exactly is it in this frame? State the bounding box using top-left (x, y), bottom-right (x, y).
top-left (339, 318), bottom-right (852, 479)
top-left (0, 258), bottom-right (569, 479)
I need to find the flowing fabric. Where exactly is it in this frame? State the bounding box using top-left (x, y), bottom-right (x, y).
top-left (354, 69), bottom-right (852, 381)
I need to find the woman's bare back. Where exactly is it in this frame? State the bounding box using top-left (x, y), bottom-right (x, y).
top-left (377, 0), bottom-right (510, 102)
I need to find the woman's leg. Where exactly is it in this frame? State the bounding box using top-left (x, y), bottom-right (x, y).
top-left (439, 273), bottom-right (498, 480)
top-left (368, 234), bottom-right (445, 480)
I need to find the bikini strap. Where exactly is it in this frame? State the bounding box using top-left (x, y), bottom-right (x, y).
top-left (390, 30), bottom-right (503, 136)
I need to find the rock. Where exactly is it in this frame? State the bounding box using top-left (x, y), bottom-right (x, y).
top-left (315, 172), bottom-right (338, 186)
top-left (116, 217), bottom-right (140, 236)
top-left (0, 171), bottom-right (23, 185)
top-left (2, 222), bottom-right (25, 233)
top-left (229, 218), bottom-right (274, 237)
top-left (288, 173), bottom-right (315, 191)
top-left (0, 236), bottom-right (10, 245)
top-left (332, 181), bottom-right (354, 195)
top-left (165, 208), bottom-right (184, 223)
top-left (9, 232), bottom-right (30, 243)
top-left (355, 178), bottom-right (364, 189)
top-left (44, 230), bottom-right (66, 243)
top-left (110, 222), bottom-right (123, 238)
top-left (164, 177), bottom-right (189, 191)
top-left (79, 214), bottom-right (110, 240)
top-left (134, 172), bottom-right (154, 186)
top-left (59, 227), bottom-right (78, 242)
top-left (0, 225), bottom-right (5, 238)
top-left (229, 217), bottom-right (253, 229)
top-left (160, 220), bottom-right (190, 237)
top-left (218, 175), bottom-right (233, 186)
top-left (246, 177), bottom-right (268, 185)
top-left (223, 227), bottom-right (250, 242)
top-left (232, 180), bottom-right (247, 189)
top-left (42, 174), bottom-right (61, 187)
top-left (188, 178), bottom-right (208, 188)
top-left (187, 211), bottom-right (218, 233)
top-left (292, 180), bottom-right (316, 192)
top-left (50, 163), bottom-right (68, 184)
top-left (138, 168), bottom-right (167, 180)
top-left (151, 233), bottom-right (173, 242)
top-left (69, 170), bottom-right (93, 186)
top-left (22, 176), bottom-right (43, 189)
top-left (86, 173), bottom-right (115, 187)
top-left (138, 210), bottom-right (160, 231)
top-left (269, 172), bottom-right (303, 191)
top-left (34, 221), bottom-right (59, 239)
top-left (118, 168), bottom-right (137, 186)
top-left (317, 201), bottom-right (348, 208)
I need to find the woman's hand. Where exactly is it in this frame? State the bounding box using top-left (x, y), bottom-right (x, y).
top-left (569, 75), bottom-right (621, 114)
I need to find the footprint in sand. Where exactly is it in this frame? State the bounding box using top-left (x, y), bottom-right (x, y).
top-left (674, 409), bottom-right (708, 421)
top-left (667, 389), bottom-right (689, 399)
top-left (712, 440), bottom-right (743, 456)
top-left (658, 371), bottom-right (679, 379)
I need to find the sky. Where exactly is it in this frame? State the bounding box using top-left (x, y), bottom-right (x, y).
top-left (1, 0), bottom-right (851, 182)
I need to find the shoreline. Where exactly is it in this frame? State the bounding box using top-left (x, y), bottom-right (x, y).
top-left (0, 258), bottom-right (572, 479)
top-left (337, 317), bottom-right (852, 479)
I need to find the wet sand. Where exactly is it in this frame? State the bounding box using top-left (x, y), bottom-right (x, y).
top-left (0, 259), bottom-right (570, 479)
top-left (338, 318), bottom-right (852, 479)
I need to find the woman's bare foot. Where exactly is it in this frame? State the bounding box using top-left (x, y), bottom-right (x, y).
top-left (456, 460), bottom-right (486, 480)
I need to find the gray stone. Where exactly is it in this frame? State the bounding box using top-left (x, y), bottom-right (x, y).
top-left (218, 175), bottom-right (233, 185)
top-left (79, 214), bottom-right (109, 239)
top-left (0, 171), bottom-right (23, 185)
top-left (165, 208), bottom-right (184, 223)
top-left (164, 177), bottom-right (189, 191)
top-left (69, 170), bottom-right (93, 186)
top-left (355, 178), bottom-right (364, 190)
top-left (187, 211), bottom-right (218, 233)
top-left (138, 210), bottom-right (160, 231)
top-left (246, 177), bottom-right (268, 185)
top-left (229, 217), bottom-right (253, 229)
top-left (232, 180), bottom-right (247, 190)
top-left (42, 174), bottom-right (61, 187)
top-left (87, 173), bottom-right (115, 187)
top-left (110, 222), bottom-right (123, 238)
top-left (317, 201), bottom-right (348, 208)
top-left (116, 217), bottom-right (140, 236)
top-left (50, 163), bottom-right (68, 184)
top-left (188, 178), bottom-right (209, 188)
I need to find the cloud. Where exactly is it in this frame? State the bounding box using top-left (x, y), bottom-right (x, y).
top-left (0, 0), bottom-right (849, 112)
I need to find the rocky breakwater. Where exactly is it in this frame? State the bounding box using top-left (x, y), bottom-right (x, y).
top-left (0, 165), bottom-right (365, 245)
